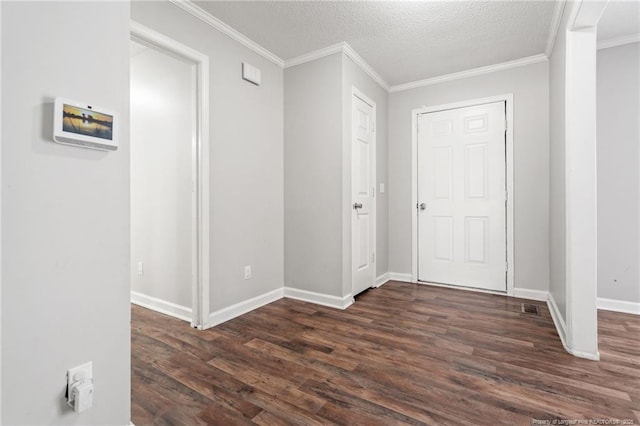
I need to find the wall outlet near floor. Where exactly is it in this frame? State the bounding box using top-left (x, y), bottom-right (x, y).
top-left (137, 261), bottom-right (144, 275)
top-left (244, 265), bottom-right (252, 280)
top-left (66, 361), bottom-right (93, 412)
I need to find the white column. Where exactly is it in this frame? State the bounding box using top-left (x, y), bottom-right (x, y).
top-left (565, 27), bottom-right (599, 359)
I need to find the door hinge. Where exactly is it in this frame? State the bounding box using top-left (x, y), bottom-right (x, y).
top-left (371, 120), bottom-right (375, 133)
top-left (372, 252), bottom-right (375, 263)
top-left (372, 186), bottom-right (376, 198)
top-left (504, 118), bottom-right (508, 131)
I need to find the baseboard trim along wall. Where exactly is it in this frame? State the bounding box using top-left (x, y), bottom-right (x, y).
top-left (546, 292), bottom-right (599, 361)
top-left (512, 288), bottom-right (549, 301)
top-left (416, 280), bottom-right (509, 296)
top-left (283, 287), bottom-right (354, 310)
top-left (547, 292), bottom-right (569, 353)
top-left (207, 288), bottom-right (284, 328)
top-left (378, 273), bottom-right (552, 302)
top-left (130, 291), bottom-right (192, 323)
top-left (375, 273), bottom-right (390, 287)
top-left (597, 297), bottom-right (640, 315)
top-left (387, 272), bottom-right (414, 283)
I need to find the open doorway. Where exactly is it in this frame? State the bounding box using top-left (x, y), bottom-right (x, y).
top-left (129, 22), bottom-right (210, 329)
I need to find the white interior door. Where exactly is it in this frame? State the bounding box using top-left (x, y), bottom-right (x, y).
top-left (417, 101), bottom-right (506, 291)
top-left (352, 92), bottom-right (376, 296)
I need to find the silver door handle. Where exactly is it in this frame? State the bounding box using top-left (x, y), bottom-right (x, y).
top-left (419, 203), bottom-right (427, 211)
top-left (353, 203), bottom-right (363, 210)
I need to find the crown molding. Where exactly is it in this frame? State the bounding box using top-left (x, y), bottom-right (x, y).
top-left (545, 0), bottom-right (566, 57)
top-left (389, 54), bottom-right (548, 93)
top-left (284, 42), bottom-right (345, 68)
top-left (285, 42), bottom-right (390, 91)
top-left (597, 33), bottom-right (640, 50)
top-left (342, 43), bottom-right (390, 91)
top-left (167, 0), bottom-right (390, 91)
top-left (168, 0), bottom-right (285, 68)
top-left (166, 0), bottom-right (554, 95)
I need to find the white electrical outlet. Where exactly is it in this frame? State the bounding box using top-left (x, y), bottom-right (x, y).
top-left (244, 265), bottom-right (252, 280)
top-left (67, 361), bottom-right (93, 412)
top-left (137, 261), bottom-right (144, 275)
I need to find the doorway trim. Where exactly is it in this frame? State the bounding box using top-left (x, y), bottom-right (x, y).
top-left (351, 86), bottom-right (377, 297)
top-left (130, 21), bottom-right (211, 329)
top-left (410, 93), bottom-right (514, 295)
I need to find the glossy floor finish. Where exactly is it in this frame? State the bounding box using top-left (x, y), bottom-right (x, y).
top-left (131, 281), bottom-right (640, 425)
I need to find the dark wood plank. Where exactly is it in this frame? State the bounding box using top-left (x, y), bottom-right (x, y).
top-left (132, 281), bottom-right (640, 425)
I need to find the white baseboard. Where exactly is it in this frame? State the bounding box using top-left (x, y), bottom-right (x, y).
top-left (571, 348), bottom-right (600, 361)
top-left (383, 274), bottom-right (550, 303)
top-left (207, 288), bottom-right (283, 328)
top-left (388, 272), bottom-right (414, 283)
top-left (547, 292), bottom-right (568, 352)
top-left (375, 273), bottom-right (390, 287)
top-left (597, 297), bottom-right (640, 315)
top-left (284, 287), bottom-right (354, 310)
top-left (131, 291), bottom-right (192, 323)
top-left (545, 293), bottom-right (600, 361)
top-left (546, 292), bottom-right (598, 360)
top-left (513, 288), bottom-right (549, 301)
top-left (417, 280), bottom-right (507, 296)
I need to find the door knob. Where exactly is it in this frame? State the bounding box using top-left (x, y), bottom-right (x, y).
top-left (353, 202), bottom-right (363, 209)
top-left (419, 203), bottom-right (427, 211)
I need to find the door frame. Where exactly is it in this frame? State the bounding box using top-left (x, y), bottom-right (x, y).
top-left (410, 93), bottom-right (514, 295)
top-left (351, 86), bottom-right (377, 296)
top-left (130, 21), bottom-right (211, 329)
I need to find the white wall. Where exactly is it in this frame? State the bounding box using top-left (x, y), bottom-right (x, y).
top-left (131, 44), bottom-right (194, 309)
top-left (548, 3), bottom-right (572, 321)
top-left (597, 42), bottom-right (640, 305)
top-left (284, 52), bottom-right (389, 299)
top-left (1, 2), bottom-right (130, 424)
top-left (131, 1), bottom-right (284, 314)
top-left (0, 2), bottom-right (3, 419)
top-left (284, 53), bottom-right (344, 297)
top-left (388, 61), bottom-right (550, 292)
top-left (342, 55), bottom-right (389, 293)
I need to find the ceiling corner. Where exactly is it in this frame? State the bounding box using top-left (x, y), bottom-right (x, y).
top-left (170, 0), bottom-right (285, 68)
top-left (545, 0), bottom-right (567, 58)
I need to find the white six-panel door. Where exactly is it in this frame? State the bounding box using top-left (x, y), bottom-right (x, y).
top-left (352, 92), bottom-right (376, 296)
top-left (417, 101), bottom-right (506, 291)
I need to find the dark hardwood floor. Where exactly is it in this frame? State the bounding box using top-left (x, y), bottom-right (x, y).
top-left (131, 281), bottom-right (640, 425)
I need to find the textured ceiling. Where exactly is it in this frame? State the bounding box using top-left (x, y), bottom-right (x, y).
top-left (598, 1), bottom-right (640, 41)
top-left (194, 1), bottom-right (557, 86)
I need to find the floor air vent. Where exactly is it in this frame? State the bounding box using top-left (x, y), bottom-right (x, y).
top-left (521, 303), bottom-right (540, 315)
